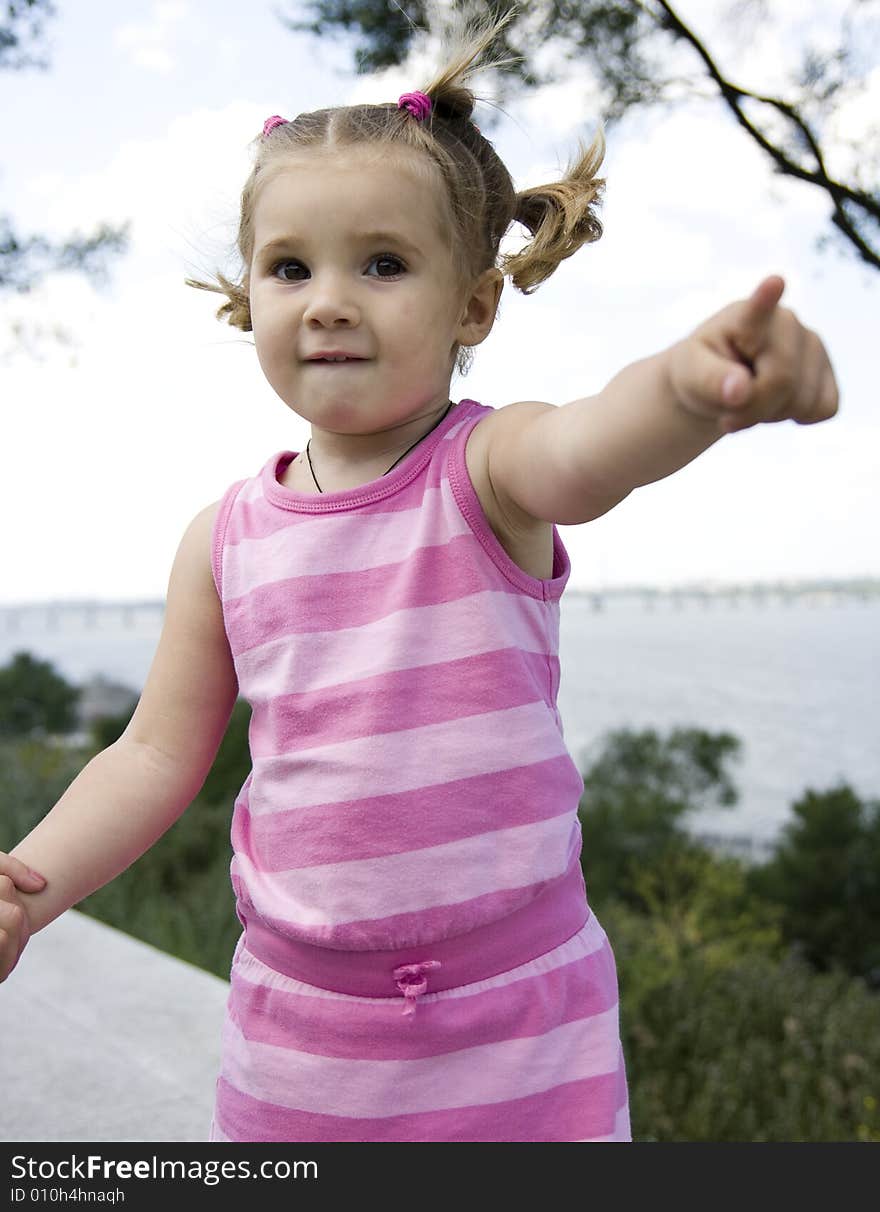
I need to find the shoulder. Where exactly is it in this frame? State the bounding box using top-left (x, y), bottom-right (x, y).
top-left (463, 401), bottom-right (557, 580)
top-left (176, 497), bottom-right (224, 566)
top-left (464, 400), bottom-right (556, 532)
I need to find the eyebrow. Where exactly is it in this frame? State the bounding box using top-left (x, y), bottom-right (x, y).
top-left (256, 230), bottom-right (423, 259)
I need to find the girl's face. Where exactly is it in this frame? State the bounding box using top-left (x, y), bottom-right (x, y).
top-left (247, 147), bottom-right (501, 452)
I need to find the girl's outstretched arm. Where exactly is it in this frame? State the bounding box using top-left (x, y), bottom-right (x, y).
top-left (6, 500), bottom-right (239, 943)
top-left (486, 276), bottom-right (839, 528)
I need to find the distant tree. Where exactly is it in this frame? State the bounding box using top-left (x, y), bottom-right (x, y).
top-left (0, 650), bottom-right (80, 738)
top-left (0, 2), bottom-right (129, 329)
top-left (577, 724), bottom-right (742, 911)
top-left (281, 0), bottom-right (879, 272)
top-left (747, 782), bottom-right (880, 989)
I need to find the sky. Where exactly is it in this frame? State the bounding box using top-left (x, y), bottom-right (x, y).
top-left (0, 0), bottom-right (877, 604)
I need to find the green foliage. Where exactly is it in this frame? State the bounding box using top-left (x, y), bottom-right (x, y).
top-left (0, 734), bottom-right (94, 846)
top-left (577, 725), bottom-right (741, 912)
top-left (0, 650), bottom-right (81, 738)
top-left (746, 783), bottom-right (880, 989)
top-left (199, 698), bottom-right (252, 807)
top-left (604, 897), bottom-right (880, 1142)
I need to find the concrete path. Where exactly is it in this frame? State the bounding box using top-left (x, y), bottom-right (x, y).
top-left (0, 910), bottom-right (230, 1143)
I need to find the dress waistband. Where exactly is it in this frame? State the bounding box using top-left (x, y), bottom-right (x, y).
top-left (237, 863), bottom-right (590, 1008)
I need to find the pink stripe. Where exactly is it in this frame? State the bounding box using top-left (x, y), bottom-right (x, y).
top-left (248, 647), bottom-right (554, 757)
top-left (214, 1068), bottom-right (624, 1142)
top-left (223, 530), bottom-right (523, 658)
top-left (230, 925), bottom-right (617, 1059)
top-left (232, 753), bottom-right (583, 868)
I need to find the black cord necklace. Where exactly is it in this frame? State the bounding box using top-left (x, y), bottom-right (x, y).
top-left (305, 401), bottom-right (454, 493)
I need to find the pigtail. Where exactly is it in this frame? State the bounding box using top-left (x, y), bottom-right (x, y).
top-left (501, 126), bottom-right (607, 296)
top-left (184, 271), bottom-right (252, 330)
top-left (411, 3), bottom-right (523, 128)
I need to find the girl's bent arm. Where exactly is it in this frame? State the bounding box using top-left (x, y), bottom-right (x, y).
top-left (9, 499), bottom-right (239, 936)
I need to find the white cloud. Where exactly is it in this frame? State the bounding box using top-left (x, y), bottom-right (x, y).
top-left (113, 0), bottom-right (189, 75)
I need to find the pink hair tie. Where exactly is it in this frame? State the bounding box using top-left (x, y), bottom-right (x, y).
top-left (262, 115), bottom-right (288, 138)
top-left (397, 91), bottom-right (432, 122)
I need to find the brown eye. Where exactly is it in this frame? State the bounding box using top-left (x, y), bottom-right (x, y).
top-left (370, 255), bottom-right (405, 278)
top-left (272, 260), bottom-right (306, 281)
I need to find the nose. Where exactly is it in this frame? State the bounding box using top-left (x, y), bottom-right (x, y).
top-left (301, 270), bottom-right (360, 327)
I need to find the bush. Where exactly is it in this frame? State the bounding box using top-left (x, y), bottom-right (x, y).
top-left (605, 899), bottom-right (880, 1142)
top-left (577, 725), bottom-right (742, 913)
top-left (746, 783), bottom-right (880, 989)
top-left (0, 651), bottom-right (80, 738)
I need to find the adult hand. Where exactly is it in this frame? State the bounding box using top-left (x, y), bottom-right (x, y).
top-left (0, 852), bottom-right (46, 981)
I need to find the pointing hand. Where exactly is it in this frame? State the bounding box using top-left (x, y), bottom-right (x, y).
top-left (668, 275), bottom-right (840, 434)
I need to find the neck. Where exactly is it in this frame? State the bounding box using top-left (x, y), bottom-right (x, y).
top-left (304, 399), bottom-right (454, 472)
top-left (304, 400), bottom-right (455, 493)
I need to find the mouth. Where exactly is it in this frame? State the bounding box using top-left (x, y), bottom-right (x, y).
top-left (304, 356), bottom-right (369, 365)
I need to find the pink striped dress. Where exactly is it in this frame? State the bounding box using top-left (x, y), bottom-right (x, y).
top-left (207, 397), bottom-right (630, 1142)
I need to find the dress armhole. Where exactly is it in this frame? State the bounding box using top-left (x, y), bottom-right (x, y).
top-left (446, 408), bottom-right (572, 604)
top-left (211, 478), bottom-right (249, 599)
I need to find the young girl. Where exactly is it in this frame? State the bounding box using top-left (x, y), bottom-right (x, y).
top-left (1, 10), bottom-right (837, 1143)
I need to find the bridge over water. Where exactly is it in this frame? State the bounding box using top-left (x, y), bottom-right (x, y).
top-left (1, 578), bottom-right (876, 630)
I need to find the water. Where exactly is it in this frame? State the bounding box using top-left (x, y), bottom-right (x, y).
top-left (1, 596), bottom-right (877, 852)
top-left (557, 595), bottom-right (879, 850)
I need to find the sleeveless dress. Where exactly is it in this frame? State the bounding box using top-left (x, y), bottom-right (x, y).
top-left (208, 397), bottom-right (630, 1142)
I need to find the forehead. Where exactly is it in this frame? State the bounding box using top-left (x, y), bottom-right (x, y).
top-left (252, 147), bottom-right (450, 252)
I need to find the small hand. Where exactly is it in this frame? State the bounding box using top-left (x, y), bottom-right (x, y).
top-left (0, 852), bottom-right (46, 981)
top-left (668, 275), bottom-right (840, 434)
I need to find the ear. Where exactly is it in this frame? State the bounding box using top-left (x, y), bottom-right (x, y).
top-left (456, 268), bottom-right (504, 348)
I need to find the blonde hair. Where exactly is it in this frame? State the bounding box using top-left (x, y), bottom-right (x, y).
top-left (185, 4), bottom-right (605, 377)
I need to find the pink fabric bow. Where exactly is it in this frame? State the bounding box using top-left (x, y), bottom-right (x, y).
top-left (393, 959), bottom-right (442, 1016)
top-left (397, 91), bottom-right (432, 122)
top-left (262, 115), bottom-right (288, 137)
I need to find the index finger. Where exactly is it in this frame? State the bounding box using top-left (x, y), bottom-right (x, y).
top-left (731, 275), bottom-right (786, 362)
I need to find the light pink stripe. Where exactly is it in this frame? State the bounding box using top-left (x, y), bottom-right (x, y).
top-left (232, 754), bottom-right (582, 868)
top-left (214, 1067), bottom-right (625, 1142)
top-left (246, 700), bottom-right (569, 816)
top-left (227, 920), bottom-right (616, 1059)
top-left (222, 478), bottom-right (467, 600)
top-left (230, 857), bottom-right (583, 952)
top-left (247, 646), bottom-right (554, 757)
top-left (217, 1003), bottom-right (621, 1118)
top-left (232, 810), bottom-right (580, 927)
top-left (233, 588), bottom-right (558, 706)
